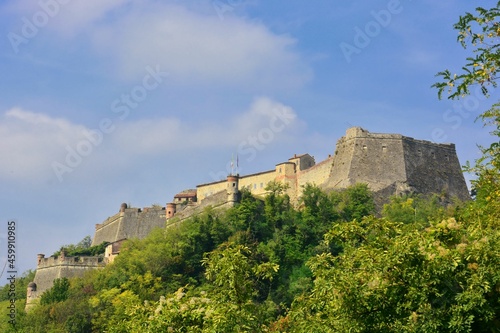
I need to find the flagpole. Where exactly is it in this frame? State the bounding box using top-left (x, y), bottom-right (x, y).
top-left (230, 153), bottom-right (234, 176)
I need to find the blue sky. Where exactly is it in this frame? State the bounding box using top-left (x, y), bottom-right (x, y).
top-left (0, 0), bottom-right (498, 283)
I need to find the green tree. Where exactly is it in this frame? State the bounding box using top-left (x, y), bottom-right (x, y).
top-left (298, 184), bottom-right (338, 247)
top-left (382, 194), bottom-right (455, 225)
top-left (264, 181), bottom-right (293, 230)
top-left (226, 187), bottom-right (268, 240)
top-left (333, 183), bottom-right (375, 221)
top-left (433, 2), bottom-right (500, 220)
top-left (281, 216), bottom-right (500, 332)
top-left (202, 242), bottom-right (279, 332)
top-left (433, 2), bottom-right (500, 100)
top-left (40, 278), bottom-right (70, 305)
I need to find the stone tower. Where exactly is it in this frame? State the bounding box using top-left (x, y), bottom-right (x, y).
top-left (227, 175), bottom-right (239, 206)
top-left (166, 202), bottom-right (177, 219)
top-left (327, 127), bottom-right (470, 202)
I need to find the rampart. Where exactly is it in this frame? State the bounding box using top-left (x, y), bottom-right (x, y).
top-left (323, 127), bottom-right (470, 202)
top-left (26, 253), bottom-right (105, 311)
top-left (91, 205), bottom-right (166, 246)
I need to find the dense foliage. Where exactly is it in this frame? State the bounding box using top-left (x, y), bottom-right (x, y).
top-left (52, 236), bottom-right (108, 257)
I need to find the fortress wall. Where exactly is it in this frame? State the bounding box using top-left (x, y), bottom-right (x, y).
top-left (239, 170), bottom-right (275, 196)
top-left (327, 128), bottom-right (408, 192)
top-left (297, 156), bottom-right (334, 192)
top-left (33, 266), bottom-right (62, 295)
top-left (33, 258), bottom-right (104, 296)
top-left (402, 138), bottom-right (470, 201)
top-left (347, 133), bottom-right (407, 191)
top-left (113, 208), bottom-right (166, 241)
top-left (37, 256), bottom-right (103, 269)
top-left (92, 208), bottom-right (166, 246)
top-left (168, 190), bottom-right (228, 224)
top-left (327, 129), bottom-right (358, 189)
top-left (197, 180), bottom-right (227, 202)
top-left (92, 213), bottom-right (123, 246)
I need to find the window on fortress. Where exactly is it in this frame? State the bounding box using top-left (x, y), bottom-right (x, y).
top-left (260, 183), bottom-right (263, 188)
top-left (363, 145), bottom-right (367, 150)
top-left (382, 146), bottom-right (387, 152)
top-left (254, 184), bottom-right (257, 189)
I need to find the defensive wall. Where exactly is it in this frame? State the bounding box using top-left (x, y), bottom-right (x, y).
top-left (25, 252), bottom-right (105, 311)
top-left (324, 127), bottom-right (470, 202)
top-left (91, 204), bottom-right (166, 246)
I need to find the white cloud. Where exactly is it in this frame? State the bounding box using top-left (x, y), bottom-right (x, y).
top-left (0, 108), bottom-right (84, 182)
top-left (67, 1), bottom-right (311, 88)
top-left (0, 98), bottom-right (302, 183)
top-left (111, 97), bottom-right (301, 153)
top-left (3, 0), bottom-right (311, 88)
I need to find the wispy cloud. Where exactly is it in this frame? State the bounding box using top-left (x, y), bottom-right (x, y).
top-left (0, 97), bottom-right (302, 183)
top-left (87, 3), bottom-right (311, 88)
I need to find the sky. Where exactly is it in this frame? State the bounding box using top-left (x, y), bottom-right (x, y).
top-left (0, 0), bottom-right (498, 284)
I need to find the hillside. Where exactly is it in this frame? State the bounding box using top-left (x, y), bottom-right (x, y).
top-left (2, 175), bottom-right (499, 332)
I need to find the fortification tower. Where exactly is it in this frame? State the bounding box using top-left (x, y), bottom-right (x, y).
top-left (166, 203), bottom-right (177, 219)
top-left (25, 281), bottom-right (38, 311)
top-left (326, 127), bottom-right (470, 202)
top-left (227, 175), bottom-right (239, 206)
top-left (120, 203), bottom-right (127, 213)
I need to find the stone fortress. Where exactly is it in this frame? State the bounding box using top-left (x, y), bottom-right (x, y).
top-left (26, 127), bottom-right (470, 309)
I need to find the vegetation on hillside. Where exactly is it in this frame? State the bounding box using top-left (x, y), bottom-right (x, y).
top-left (51, 236), bottom-right (108, 258)
top-left (5, 180), bottom-right (489, 333)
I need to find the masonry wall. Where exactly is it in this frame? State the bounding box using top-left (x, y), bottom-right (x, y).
top-left (32, 256), bottom-right (105, 297)
top-left (346, 132), bottom-right (408, 192)
top-left (91, 213), bottom-right (123, 246)
top-left (239, 170), bottom-right (275, 196)
top-left (92, 207), bottom-right (166, 246)
top-left (326, 128), bottom-right (408, 193)
top-left (403, 138), bottom-right (470, 201)
top-left (197, 180), bottom-right (227, 202)
top-left (327, 128), bottom-right (358, 189)
top-left (323, 127), bottom-right (469, 203)
top-left (297, 157), bottom-right (334, 192)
